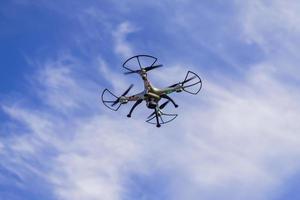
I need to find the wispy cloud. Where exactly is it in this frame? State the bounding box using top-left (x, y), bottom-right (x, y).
top-left (113, 22), bottom-right (138, 59)
top-left (237, 0), bottom-right (300, 78)
top-left (1, 0), bottom-right (300, 200)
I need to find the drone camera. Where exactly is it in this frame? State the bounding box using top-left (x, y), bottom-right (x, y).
top-left (147, 98), bottom-right (158, 109)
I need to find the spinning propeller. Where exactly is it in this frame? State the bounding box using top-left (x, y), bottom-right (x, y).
top-left (102, 84), bottom-right (134, 111)
top-left (124, 64), bottom-right (163, 75)
top-left (169, 75), bottom-right (197, 88)
top-left (169, 71), bottom-right (202, 94)
top-left (111, 84), bottom-right (133, 106)
top-left (123, 55), bottom-right (163, 75)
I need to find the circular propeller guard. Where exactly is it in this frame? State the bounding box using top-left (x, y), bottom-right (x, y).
top-left (182, 71), bottom-right (202, 95)
top-left (123, 55), bottom-right (163, 74)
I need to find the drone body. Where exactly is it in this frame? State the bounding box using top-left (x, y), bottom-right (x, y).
top-left (101, 55), bottom-right (202, 127)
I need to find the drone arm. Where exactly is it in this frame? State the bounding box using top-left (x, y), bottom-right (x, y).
top-left (160, 94), bottom-right (178, 108)
top-left (127, 99), bottom-right (143, 118)
top-left (160, 85), bottom-right (181, 95)
top-left (126, 91), bottom-right (145, 102)
top-left (155, 108), bottom-right (161, 128)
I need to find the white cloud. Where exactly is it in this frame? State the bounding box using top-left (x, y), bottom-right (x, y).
top-left (113, 22), bottom-right (138, 59)
top-left (0, 141), bottom-right (3, 153)
top-left (0, 53), bottom-right (149, 199)
top-left (239, 0), bottom-right (300, 46)
top-left (237, 0), bottom-right (300, 78)
top-left (3, 54), bottom-right (300, 200)
top-left (98, 57), bottom-right (133, 92)
top-left (2, 0), bottom-right (300, 200)
top-left (165, 65), bottom-right (300, 199)
top-left (48, 116), bottom-right (147, 200)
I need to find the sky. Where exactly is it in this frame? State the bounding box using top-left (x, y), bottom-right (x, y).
top-left (1, 0), bottom-right (300, 200)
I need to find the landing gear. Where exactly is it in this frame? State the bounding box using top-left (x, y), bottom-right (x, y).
top-left (127, 99), bottom-right (143, 118)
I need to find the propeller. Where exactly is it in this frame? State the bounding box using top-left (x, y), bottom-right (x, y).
top-left (147, 100), bottom-right (170, 119)
top-left (144, 64), bottom-right (163, 72)
top-left (168, 75), bottom-right (197, 88)
top-left (124, 64), bottom-right (163, 75)
top-left (111, 84), bottom-right (133, 106)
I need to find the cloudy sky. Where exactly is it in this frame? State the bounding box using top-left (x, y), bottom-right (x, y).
top-left (1, 0), bottom-right (300, 199)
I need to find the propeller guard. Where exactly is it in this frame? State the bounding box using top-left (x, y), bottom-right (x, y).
top-left (123, 55), bottom-right (157, 72)
top-left (182, 71), bottom-right (202, 95)
top-left (146, 112), bottom-right (178, 125)
top-left (101, 88), bottom-right (122, 111)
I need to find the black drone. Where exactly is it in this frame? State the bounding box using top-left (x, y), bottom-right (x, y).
top-left (101, 55), bottom-right (202, 127)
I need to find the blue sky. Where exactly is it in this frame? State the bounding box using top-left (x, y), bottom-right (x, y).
top-left (1, 0), bottom-right (300, 200)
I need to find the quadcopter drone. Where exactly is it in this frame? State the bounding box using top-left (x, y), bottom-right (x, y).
top-left (101, 55), bottom-right (202, 127)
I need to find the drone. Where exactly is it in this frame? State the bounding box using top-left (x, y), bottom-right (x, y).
top-left (101, 55), bottom-right (202, 127)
